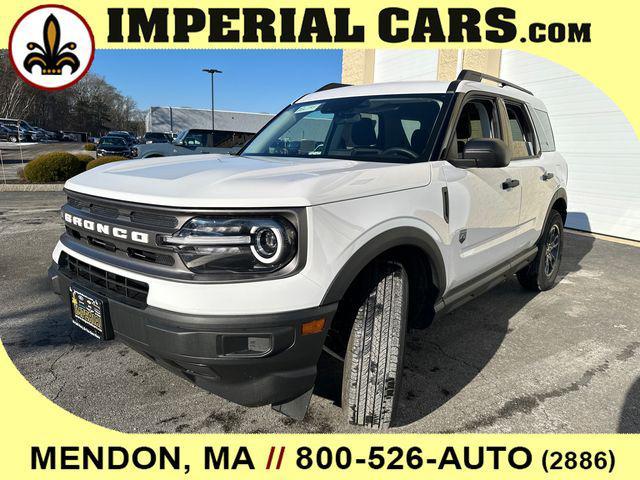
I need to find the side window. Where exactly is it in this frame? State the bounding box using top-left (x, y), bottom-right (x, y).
top-left (401, 119), bottom-right (421, 144)
top-left (505, 103), bottom-right (537, 158)
top-left (448, 98), bottom-right (500, 160)
top-left (531, 108), bottom-right (556, 152)
top-left (182, 131), bottom-right (208, 147)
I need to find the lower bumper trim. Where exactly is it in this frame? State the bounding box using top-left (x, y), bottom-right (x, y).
top-left (49, 261), bottom-right (337, 407)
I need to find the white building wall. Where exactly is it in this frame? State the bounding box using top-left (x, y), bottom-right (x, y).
top-left (373, 50), bottom-right (439, 83)
top-left (499, 50), bottom-right (640, 240)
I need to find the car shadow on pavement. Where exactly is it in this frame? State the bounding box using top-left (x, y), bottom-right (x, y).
top-left (314, 215), bottom-right (595, 429)
top-left (618, 377), bottom-right (640, 433)
top-left (396, 220), bottom-right (595, 429)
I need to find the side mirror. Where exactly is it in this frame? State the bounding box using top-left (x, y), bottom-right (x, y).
top-left (452, 138), bottom-right (511, 168)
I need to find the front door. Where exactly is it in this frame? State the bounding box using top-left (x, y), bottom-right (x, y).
top-left (441, 95), bottom-right (523, 288)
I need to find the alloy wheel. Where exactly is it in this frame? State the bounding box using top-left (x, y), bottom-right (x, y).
top-left (544, 224), bottom-right (561, 276)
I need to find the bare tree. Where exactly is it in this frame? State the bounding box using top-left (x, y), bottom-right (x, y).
top-left (0, 50), bottom-right (143, 135)
top-left (0, 51), bottom-right (36, 119)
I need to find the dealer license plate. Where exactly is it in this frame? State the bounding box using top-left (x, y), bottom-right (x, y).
top-left (69, 286), bottom-right (111, 340)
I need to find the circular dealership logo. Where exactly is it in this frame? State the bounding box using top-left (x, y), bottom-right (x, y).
top-left (9, 5), bottom-right (94, 91)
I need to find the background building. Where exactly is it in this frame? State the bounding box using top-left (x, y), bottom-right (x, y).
top-left (342, 49), bottom-right (640, 241)
top-left (145, 106), bottom-right (273, 137)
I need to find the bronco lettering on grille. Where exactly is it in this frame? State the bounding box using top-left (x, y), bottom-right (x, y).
top-left (64, 212), bottom-right (150, 244)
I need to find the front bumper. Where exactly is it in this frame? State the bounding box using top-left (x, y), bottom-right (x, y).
top-left (96, 150), bottom-right (132, 158)
top-left (49, 261), bottom-right (337, 407)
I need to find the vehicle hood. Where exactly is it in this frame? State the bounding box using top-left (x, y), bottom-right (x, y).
top-left (65, 154), bottom-right (430, 208)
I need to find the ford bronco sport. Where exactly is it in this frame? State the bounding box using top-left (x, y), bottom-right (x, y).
top-left (49, 70), bottom-right (568, 429)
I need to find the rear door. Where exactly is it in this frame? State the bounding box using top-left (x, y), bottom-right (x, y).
top-left (500, 99), bottom-right (560, 247)
top-left (441, 94), bottom-right (523, 288)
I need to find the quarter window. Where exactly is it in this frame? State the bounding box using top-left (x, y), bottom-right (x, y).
top-left (531, 108), bottom-right (556, 152)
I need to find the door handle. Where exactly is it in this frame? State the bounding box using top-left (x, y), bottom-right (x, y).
top-left (542, 172), bottom-right (554, 181)
top-left (502, 178), bottom-right (520, 190)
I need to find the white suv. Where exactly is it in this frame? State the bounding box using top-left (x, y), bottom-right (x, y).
top-left (49, 70), bottom-right (568, 429)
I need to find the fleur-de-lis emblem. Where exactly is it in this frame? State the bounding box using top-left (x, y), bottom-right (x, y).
top-left (23, 14), bottom-right (80, 75)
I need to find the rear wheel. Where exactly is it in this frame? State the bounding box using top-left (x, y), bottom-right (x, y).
top-left (342, 259), bottom-right (409, 429)
top-left (517, 209), bottom-right (564, 291)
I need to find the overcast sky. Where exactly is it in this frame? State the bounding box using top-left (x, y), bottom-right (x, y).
top-left (90, 50), bottom-right (342, 114)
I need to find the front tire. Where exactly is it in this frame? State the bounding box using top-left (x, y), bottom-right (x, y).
top-left (342, 260), bottom-right (409, 429)
top-left (517, 209), bottom-right (564, 291)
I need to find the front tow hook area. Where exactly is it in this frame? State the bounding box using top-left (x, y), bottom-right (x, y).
top-left (48, 264), bottom-right (61, 295)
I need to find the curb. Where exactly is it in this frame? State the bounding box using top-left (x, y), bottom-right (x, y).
top-left (0, 183), bottom-right (64, 192)
top-left (566, 228), bottom-right (639, 248)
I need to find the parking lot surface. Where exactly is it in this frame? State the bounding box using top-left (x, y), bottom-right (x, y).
top-left (1, 191), bottom-right (639, 433)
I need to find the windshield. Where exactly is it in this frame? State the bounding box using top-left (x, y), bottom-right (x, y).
top-left (146, 132), bottom-right (168, 139)
top-left (242, 94), bottom-right (447, 163)
top-left (99, 137), bottom-right (126, 146)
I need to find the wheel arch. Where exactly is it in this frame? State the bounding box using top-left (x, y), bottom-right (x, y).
top-left (540, 188), bottom-right (568, 242)
top-left (321, 226), bottom-right (446, 321)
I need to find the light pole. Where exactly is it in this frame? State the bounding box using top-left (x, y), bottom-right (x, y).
top-left (202, 68), bottom-right (222, 131)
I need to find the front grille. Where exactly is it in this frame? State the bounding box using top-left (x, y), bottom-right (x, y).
top-left (68, 196), bottom-right (89, 210)
top-left (59, 252), bottom-right (149, 307)
top-left (67, 194), bottom-right (179, 228)
top-left (90, 204), bottom-right (119, 219)
top-left (131, 211), bottom-right (178, 229)
top-left (68, 227), bottom-right (176, 266)
top-left (65, 191), bottom-right (181, 268)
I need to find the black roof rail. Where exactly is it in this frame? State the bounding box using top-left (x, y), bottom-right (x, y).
top-left (449, 69), bottom-right (533, 96)
top-left (315, 82), bottom-right (351, 92)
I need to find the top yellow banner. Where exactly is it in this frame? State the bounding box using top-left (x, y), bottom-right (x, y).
top-left (0, 0), bottom-right (609, 50)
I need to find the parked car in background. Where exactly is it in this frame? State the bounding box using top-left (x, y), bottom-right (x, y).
top-left (33, 127), bottom-right (56, 141)
top-left (0, 118), bottom-right (42, 141)
top-left (107, 131), bottom-right (138, 145)
top-left (96, 136), bottom-right (134, 158)
top-left (143, 132), bottom-right (172, 144)
top-left (134, 129), bottom-right (250, 158)
top-left (0, 124), bottom-right (25, 142)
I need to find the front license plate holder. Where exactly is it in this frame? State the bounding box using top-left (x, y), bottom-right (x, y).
top-left (69, 285), bottom-right (114, 340)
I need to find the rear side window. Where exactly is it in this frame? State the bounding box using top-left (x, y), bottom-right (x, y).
top-left (505, 102), bottom-right (537, 158)
top-left (531, 108), bottom-right (556, 152)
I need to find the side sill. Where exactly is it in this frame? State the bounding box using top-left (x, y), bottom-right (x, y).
top-left (435, 247), bottom-right (537, 315)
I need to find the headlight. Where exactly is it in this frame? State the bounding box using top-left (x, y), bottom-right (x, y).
top-left (161, 216), bottom-right (297, 274)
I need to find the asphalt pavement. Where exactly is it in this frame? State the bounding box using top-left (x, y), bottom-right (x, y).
top-left (1, 191), bottom-right (639, 433)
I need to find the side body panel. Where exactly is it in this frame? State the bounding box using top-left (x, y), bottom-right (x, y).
top-left (440, 160), bottom-right (522, 289)
top-left (509, 151), bottom-right (566, 248)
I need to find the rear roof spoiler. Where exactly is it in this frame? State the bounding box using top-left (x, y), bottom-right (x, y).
top-left (448, 69), bottom-right (533, 96)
